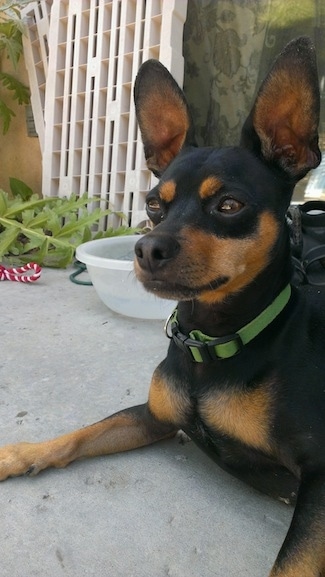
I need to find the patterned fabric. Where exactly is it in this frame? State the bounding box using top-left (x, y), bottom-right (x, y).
top-left (183, 0), bottom-right (324, 149)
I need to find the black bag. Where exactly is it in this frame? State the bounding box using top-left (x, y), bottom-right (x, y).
top-left (287, 201), bottom-right (325, 287)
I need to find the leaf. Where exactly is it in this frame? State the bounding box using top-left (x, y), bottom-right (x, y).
top-left (0, 72), bottom-right (29, 104)
top-left (4, 196), bottom-right (54, 218)
top-left (43, 246), bottom-right (75, 268)
top-left (82, 226), bottom-right (92, 243)
top-left (0, 225), bottom-right (19, 257)
top-left (21, 235), bottom-right (46, 254)
top-left (9, 177), bottom-right (34, 200)
top-left (21, 209), bottom-right (36, 225)
top-left (0, 189), bottom-right (8, 216)
top-left (0, 5), bottom-right (29, 134)
top-left (22, 211), bottom-right (48, 229)
top-left (42, 209), bottom-right (62, 236)
top-left (7, 237), bottom-right (49, 266)
top-left (54, 193), bottom-right (97, 217)
top-left (0, 98), bottom-right (15, 134)
top-left (0, 22), bottom-right (23, 68)
top-left (101, 225), bottom-right (141, 237)
top-left (0, 179), bottom-right (135, 267)
top-left (55, 208), bottom-right (112, 239)
top-left (34, 237), bottom-right (49, 262)
top-left (0, 0), bottom-right (32, 17)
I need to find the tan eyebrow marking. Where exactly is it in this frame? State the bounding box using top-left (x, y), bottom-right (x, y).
top-left (159, 180), bottom-right (176, 203)
top-left (199, 176), bottom-right (223, 199)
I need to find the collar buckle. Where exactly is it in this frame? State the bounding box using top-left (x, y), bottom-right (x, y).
top-left (206, 333), bottom-right (243, 360)
top-left (170, 326), bottom-right (244, 362)
top-left (164, 284), bottom-right (291, 363)
top-left (175, 333), bottom-right (212, 363)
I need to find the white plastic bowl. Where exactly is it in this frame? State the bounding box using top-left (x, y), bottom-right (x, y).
top-left (76, 235), bottom-right (176, 319)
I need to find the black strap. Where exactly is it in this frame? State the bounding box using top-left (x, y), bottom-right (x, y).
top-left (288, 201), bottom-right (325, 287)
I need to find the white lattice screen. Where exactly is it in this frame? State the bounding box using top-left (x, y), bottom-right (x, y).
top-left (21, 0), bottom-right (53, 152)
top-left (22, 0), bottom-right (187, 228)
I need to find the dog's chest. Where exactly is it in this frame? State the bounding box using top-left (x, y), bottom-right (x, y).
top-left (196, 385), bottom-right (274, 452)
top-left (149, 366), bottom-right (274, 453)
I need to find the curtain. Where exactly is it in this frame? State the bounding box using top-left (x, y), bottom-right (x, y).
top-left (183, 0), bottom-right (325, 152)
top-left (183, 0), bottom-right (325, 201)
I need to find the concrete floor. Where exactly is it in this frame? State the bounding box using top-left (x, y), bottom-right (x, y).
top-left (0, 267), bottom-right (293, 577)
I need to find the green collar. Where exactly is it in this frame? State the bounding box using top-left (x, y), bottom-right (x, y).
top-left (165, 284), bottom-right (292, 363)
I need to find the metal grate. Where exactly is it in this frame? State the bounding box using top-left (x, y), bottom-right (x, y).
top-left (22, 0), bottom-right (187, 228)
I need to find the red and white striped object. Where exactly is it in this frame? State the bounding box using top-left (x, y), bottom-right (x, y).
top-left (0, 263), bottom-right (42, 283)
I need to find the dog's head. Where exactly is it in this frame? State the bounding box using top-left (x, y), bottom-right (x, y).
top-left (133, 37), bottom-right (321, 304)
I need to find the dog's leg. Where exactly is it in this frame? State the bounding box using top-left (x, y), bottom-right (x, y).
top-left (270, 471), bottom-right (325, 577)
top-left (0, 404), bottom-right (177, 481)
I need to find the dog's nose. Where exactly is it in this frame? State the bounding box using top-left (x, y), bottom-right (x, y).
top-left (135, 234), bottom-right (180, 272)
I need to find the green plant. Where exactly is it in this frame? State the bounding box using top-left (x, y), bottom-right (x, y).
top-left (0, 178), bottom-right (136, 267)
top-left (0, 0), bottom-right (31, 134)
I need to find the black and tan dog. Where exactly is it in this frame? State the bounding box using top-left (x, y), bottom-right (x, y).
top-left (1, 37), bottom-right (325, 576)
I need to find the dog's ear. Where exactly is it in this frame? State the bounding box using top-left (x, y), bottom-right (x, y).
top-left (134, 60), bottom-right (194, 177)
top-left (241, 37), bottom-right (321, 181)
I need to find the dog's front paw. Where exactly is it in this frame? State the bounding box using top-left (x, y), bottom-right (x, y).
top-left (0, 442), bottom-right (45, 481)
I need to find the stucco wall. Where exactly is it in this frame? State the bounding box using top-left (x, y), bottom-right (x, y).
top-left (0, 54), bottom-right (42, 195)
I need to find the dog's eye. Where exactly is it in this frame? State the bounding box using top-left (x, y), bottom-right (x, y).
top-left (147, 198), bottom-right (161, 211)
top-left (146, 197), bottom-right (164, 225)
top-left (218, 198), bottom-right (244, 214)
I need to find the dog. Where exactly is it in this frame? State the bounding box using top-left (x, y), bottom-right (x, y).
top-left (0, 37), bottom-right (324, 577)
